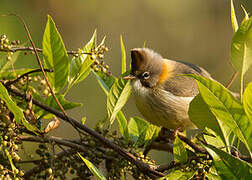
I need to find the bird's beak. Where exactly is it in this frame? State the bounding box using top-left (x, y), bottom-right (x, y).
top-left (123, 74), bottom-right (136, 80)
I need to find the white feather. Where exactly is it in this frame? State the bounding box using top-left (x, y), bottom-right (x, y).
top-left (131, 79), bottom-right (196, 129)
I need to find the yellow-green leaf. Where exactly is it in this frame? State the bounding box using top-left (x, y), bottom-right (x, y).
top-left (78, 153), bottom-right (106, 180)
top-left (66, 30), bottom-right (97, 94)
top-left (231, 0), bottom-right (239, 33)
top-left (120, 35), bottom-right (126, 74)
top-left (241, 5), bottom-right (249, 25)
top-left (205, 144), bottom-right (252, 179)
top-left (231, 16), bottom-right (252, 97)
top-left (187, 74), bottom-right (252, 155)
top-left (0, 83), bottom-right (23, 124)
top-left (42, 15), bottom-right (70, 92)
top-left (173, 136), bottom-right (188, 163)
top-left (243, 82), bottom-right (252, 119)
top-left (107, 78), bottom-right (131, 124)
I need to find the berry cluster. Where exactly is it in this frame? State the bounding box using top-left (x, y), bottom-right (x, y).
top-left (90, 45), bottom-right (112, 76)
top-left (0, 101), bottom-right (24, 180)
top-left (0, 34), bottom-right (20, 61)
top-left (177, 156), bottom-right (213, 179)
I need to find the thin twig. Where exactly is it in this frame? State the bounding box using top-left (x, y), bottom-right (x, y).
top-left (8, 14), bottom-right (81, 133)
top-left (19, 135), bottom-right (90, 153)
top-left (0, 46), bottom-right (92, 55)
top-left (23, 148), bottom-right (76, 179)
top-left (156, 155), bottom-right (208, 172)
top-left (177, 132), bottom-right (207, 154)
top-left (7, 86), bottom-right (165, 178)
top-left (4, 68), bottom-right (53, 86)
top-left (226, 71), bottom-right (239, 89)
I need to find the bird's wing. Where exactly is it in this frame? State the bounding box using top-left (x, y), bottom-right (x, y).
top-left (161, 60), bottom-right (212, 97)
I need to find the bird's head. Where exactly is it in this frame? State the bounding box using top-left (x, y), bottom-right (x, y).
top-left (123, 48), bottom-right (169, 88)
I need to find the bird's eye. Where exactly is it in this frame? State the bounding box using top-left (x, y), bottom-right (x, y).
top-left (142, 72), bottom-right (150, 79)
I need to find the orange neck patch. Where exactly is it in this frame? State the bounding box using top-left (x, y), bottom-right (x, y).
top-left (158, 60), bottom-right (173, 85)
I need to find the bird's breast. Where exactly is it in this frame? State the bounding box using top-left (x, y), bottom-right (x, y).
top-left (131, 79), bottom-right (195, 130)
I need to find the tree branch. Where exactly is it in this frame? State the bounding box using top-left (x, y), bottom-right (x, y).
top-left (23, 148), bottom-right (76, 179)
top-left (7, 86), bottom-right (165, 178)
top-left (19, 135), bottom-right (89, 153)
top-left (0, 46), bottom-right (92, 55)
top-left (177, 132), bottom-right (207, 154)
top-left (4, 68), bottom-right (53, 86)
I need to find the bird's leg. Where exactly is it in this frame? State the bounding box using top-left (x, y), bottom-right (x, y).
top-left (159, 127), bottom-right (176, 141)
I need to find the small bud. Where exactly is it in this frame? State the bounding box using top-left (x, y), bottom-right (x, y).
top-left (3, 141), bottom-right (8, 147)
top-left (40, 79), bottom-right (46, 86)
top-left (4, 38), bottom-right (9, 44)
top-left (16, 40), bottom-right (20, 45)
top-left (9, 123), bottom-right (15, 129)
top-left (47, 168), bottom-right (53, 174)
top-left (104, 47), bottom-right (109, 52)
top-left (42, 89), bottom-right (49, 96)
top-left (106, 71), bottom-right (112, 76)
top-left (101, 67), bottom-right (107, 73)
top-left (11, 41), bottom-right (16, 45)
top-left (0, 34), bottom-right (7, 40)
top-left (19, 170), bottom-right (24, 176)
top-left (105, 65), bottom-right (109, 69)
top-left (98, 54), bottom-right (104, 59)
top-left (91, 54), bottom-right (96, 60)
top-left (13, 144), bottom-right (19, 151)
top-left (4, 135), bottom-right (8, 140)
top-left (14, 168), bottom-right (19, 174)
top-left (25, 109), bottom-right (30, 115)
top-left (100, 45), bottom-right (105, 50)
top-left (94, 59), bottom-right (99, 65)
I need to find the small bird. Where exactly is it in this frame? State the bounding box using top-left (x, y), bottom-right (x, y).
top-left (123, 48), bottom-right (213, 131)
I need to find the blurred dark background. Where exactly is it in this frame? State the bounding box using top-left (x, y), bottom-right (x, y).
top-left (1, 0), bottom-right (252, 168)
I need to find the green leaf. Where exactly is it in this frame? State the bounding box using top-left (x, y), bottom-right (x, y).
top-left (159, 170), bottom-right (195, 180)
top-left (78, 153), bottom-right (106, 180)
top-left (128, 117), bottom-right (149, 145)
top-left (244, 82), bottom-right (252, 119)
top-left (173, 136), bottom-right (188, 163)
top-left (206, 167), bottom-right (222, 180)
top-left (203, 128), bottom-right (227, 151)
top-left (231, 16), bottom-right (252, 97)
top-left (48, 94), bottom-right (82, 110)
top-left (94, 71), bottom-right (129, 139)
top-left (107, 78), bottom-right (131, 124)
top-left (97, 36), bottom-right (106, 49)
top-left (231, 0), bottom-right (238, 33)
top-left (205, 144), bottom-right (252, 179)
top-left (37, 94), bottom-right (82, 119)
top-left (120, 35), bottom-right (126, 74)
top-left (144, 124), bottom-right (159, 142)
top-left (66, 30), bottom-right (97, 94)
top-left (94, 71), bottom-right (115, 95)
top-left (187, 74), bottom-right (252, 155)
top-left (83, 29), bottom-right (97, 51)
top-left (0, 83), bottom-right (24, 124)
top-left (241, 5), bottom-right (249, 25)
top-left (116, 111), bottom-right (129, 141)
top-left (22, 118), bottom-right (40, 135)
top-left (189, 94), bottom-right (229, 148)
top-left (42, 15), bottom-right (70, 92)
